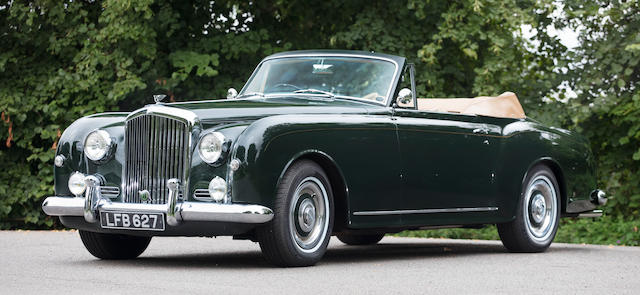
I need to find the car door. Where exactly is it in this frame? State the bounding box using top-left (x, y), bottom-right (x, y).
top-left (392, 109), bottom-right (501, 225)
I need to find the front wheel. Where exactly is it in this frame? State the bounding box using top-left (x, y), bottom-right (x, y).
top-left (79, 230), bottom-right (151, 259)
top-left (257, 160), bottom-right (334, 267)
top-left (498, 165), bottom-right (560, 252)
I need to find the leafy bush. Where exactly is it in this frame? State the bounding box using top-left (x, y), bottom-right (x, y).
top-left (1, 0), bottom-right (638, 240)
top-left (1, 0), bottom-right (565, 229)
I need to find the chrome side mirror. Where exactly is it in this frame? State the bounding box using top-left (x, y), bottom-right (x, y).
top-left (396, 88), bottom-right (413, 108)
top-left (227, 88), bottom-right (238, 99)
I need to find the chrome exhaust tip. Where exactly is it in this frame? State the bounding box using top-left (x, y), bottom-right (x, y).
top-left (591, 189), bottom-right (607, 206)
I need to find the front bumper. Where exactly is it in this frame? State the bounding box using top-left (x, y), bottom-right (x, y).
top-left (42, 176), bottom-right (273, 227)
top-left (42, 197), bottom-right (274, 224)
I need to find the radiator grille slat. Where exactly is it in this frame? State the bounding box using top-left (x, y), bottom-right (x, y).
top-left (124, 114), bottom-right (188, 204)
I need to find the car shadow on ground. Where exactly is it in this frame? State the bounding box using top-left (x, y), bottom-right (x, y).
top-left (69, 239), bottom-right (589, 269)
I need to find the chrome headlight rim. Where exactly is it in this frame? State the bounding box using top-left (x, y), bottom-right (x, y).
top-left (198, 131), bottom-right (228, 166)
top-left (83, 129), bottom-right (115, 163)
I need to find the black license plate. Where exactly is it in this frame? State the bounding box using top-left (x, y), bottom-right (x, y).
top-left (100, 211), bottom-right (165, 231)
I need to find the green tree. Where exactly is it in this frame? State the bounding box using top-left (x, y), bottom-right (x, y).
top-left (0, 0), bottom-right (567, 228)
top-left (560, 0), bottom-right (640, 217)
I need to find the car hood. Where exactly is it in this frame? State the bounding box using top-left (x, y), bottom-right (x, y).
top-left (164, 96), bottom-right (379, 124)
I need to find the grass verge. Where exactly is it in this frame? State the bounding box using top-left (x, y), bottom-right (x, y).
top-left (394, 215), bottom-right (640, 246)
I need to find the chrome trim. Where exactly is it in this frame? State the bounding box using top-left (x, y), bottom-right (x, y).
top-left (83, 129), bottom-right (115, 163)
top-left (42, 196), bottom-right (274, 224)
top-left (289, 176), bottom-right (330, 253)
top-left (83, 175), bottom-right (101, 223)
top-left (123, 105), bottom-right (198, 205)
top-left (240, 53), bottom-right (400, 106)
top-left (153, 94), bottom-right (167, 104)
top-left (523, 175), bottom-right (558, 242)
top-left (179, 202), bottom-right (273, 223)
top-left (198, 131), bottom-right (226, 164)
top-left (353, 207), bottom-right (499, 216)
top-left (166, 178), bottom-right (180, 226)
top-left (193, 189), bottom-right (212, 201)
top-left (227, 88), bottom-right (238, 99)
top-left (578, 209), bottom-right (603, 218)
top-left (127, 104), bottom-right (198, 126)
top-left (591, 189), bottom-right (607, 206)
top-left (54, 155), bottom-right (65, 167)
top-left (100, 186), bottom-right (120, 198)
top-left (229, 159), bottom-right (241, 171)
top-left (42, 197), bottom-right (84, 216)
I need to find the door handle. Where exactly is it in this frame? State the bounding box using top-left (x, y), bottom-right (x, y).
top-left (472, 128), bottom-right (489, 135)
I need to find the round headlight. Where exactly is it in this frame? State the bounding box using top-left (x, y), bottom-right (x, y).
top-left (208, 176), bottom-right (227, 202)
top-left (199, 132), bottom-right (225, 164)
top-left (68, 172), bottom-right (86, 196)
top-left (84, 130), bottom-right (112, 162)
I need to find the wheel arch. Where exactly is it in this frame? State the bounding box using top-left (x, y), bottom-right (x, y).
top-left (277, 150), bottom-right (351, 232)
top-left (523, 157), bottom-right (568, 213)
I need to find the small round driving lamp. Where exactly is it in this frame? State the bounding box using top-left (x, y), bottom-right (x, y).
top-left (208, 176), bottom-right (227, 202)
top-left (199, 132), bottom-right (225, 164)
top-left (84, 130), bottom-right (112, 162)
top-left (68, 172), bottom-right (87, 196)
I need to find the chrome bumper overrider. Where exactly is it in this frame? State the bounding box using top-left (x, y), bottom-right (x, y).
top-left (42, 177), bottom-right (273, 225)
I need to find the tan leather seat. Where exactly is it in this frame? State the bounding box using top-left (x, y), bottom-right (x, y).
top-left (416, 92), bottom-right (526, 119)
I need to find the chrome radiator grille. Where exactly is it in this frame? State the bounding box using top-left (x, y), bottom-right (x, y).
top-left (124, 114), bottom-right (189, 204)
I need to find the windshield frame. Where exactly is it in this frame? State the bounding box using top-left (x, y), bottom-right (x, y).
top-left (239, 53), bottom-right (400, 106)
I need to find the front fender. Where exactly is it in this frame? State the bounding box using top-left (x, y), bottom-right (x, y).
top-left (54, 113), bottom-right (128, 196)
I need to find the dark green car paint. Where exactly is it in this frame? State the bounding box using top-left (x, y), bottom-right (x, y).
top-left (53, 50), bottom-right (598, 235)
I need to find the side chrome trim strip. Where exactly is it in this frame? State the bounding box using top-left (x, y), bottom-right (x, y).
top-left (353, 207), bottom-right (499, 216)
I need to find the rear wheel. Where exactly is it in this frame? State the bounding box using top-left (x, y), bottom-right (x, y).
top-left (498, 165), bottom-right (560, 252)
top-left (336, 233), bottom-right (385, 245)
top-left (257, 160), bottom-right (334, 267)
top-left (79, 230), bottom-right (151, 259)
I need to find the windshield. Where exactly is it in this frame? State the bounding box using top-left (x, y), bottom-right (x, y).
top-left (240, 56), bottom-right (397, 104)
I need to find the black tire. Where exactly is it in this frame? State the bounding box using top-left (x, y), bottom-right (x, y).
top-left (257, 160), bottom-right (334, 267)
top-left (79, 230), bottom-right (151, 259)
top-left (498, 165), bottom-right (560, 252)
top-left (336, 233), bottom-right (385, 245)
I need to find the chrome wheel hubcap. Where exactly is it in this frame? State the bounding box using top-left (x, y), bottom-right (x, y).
top-left (531, 194), bottom-right (546, 224)
top-left (289, 177), bottom-right (329, 253)
top-left (524, 175), bottom-right (557, 243)
top-left (298, 198), bottom-right (316, 233)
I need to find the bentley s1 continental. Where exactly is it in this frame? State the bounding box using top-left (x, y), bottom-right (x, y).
top-left (42, 50), bottom-right (606, 266)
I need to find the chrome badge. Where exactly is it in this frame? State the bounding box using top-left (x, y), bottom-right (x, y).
top-left (139, 190), bottom-right (152, 203)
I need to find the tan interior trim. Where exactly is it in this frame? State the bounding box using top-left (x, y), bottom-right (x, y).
top-left (416, 92), bottom-right (526, 119)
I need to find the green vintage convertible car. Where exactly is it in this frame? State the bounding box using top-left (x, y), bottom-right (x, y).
top-left (43, 50), bottom-right (606, 266)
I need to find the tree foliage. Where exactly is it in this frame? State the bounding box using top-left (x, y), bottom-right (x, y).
top-left (559, 0), bottom-right (640, 217)
top-left (0, 0), bottom-right (633, 229)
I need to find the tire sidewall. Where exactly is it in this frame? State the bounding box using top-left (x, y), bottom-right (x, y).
top-left (277, 161), bottom-right (334, 262)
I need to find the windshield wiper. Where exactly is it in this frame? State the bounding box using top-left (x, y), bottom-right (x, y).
top-left (236, 92), bottom-right (264, 98)
top-left (293, 89), bottom-right (335, 98)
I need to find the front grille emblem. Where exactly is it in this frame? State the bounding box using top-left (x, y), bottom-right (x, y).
top-left (139, 190), bottom-right (152, 203)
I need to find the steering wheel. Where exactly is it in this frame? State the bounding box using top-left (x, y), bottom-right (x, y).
top-left (267, 83), bottom-right (302, 91)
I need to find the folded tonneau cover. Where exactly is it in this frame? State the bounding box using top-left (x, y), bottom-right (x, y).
top-left (417, 92), bottom-right (526, 119)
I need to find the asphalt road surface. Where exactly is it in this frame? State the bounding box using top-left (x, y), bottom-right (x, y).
top-left (1, 230), bottom-right (638, 294)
